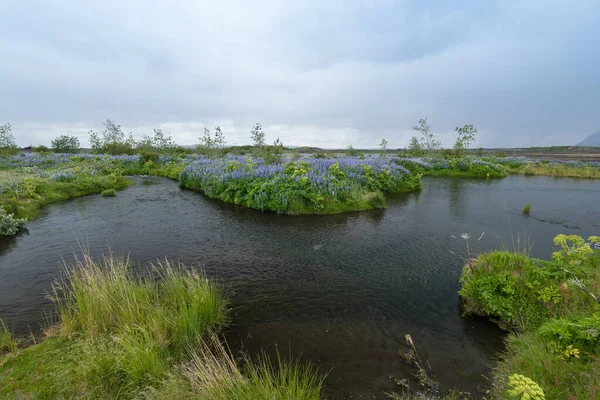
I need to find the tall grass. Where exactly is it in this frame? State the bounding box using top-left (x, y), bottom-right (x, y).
top-left (53, 253), bottom-right (227, 347)
top-left (147, 335), bottom-right (326, 400)
top-left (1, 254), bottom-right (327, 399)
top-left (0, 318), bottom-right (17, 354)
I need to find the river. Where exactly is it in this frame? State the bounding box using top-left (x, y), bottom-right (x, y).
top-left (1, 175), bottom-right (598, 398)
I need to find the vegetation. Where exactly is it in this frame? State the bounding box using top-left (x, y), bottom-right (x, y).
top-left (0, 123), bottom-right (18, 156)
top-left (100, 188), bottom-right (116, 197)
top-left (0, 319), bottom-right (18, 354)
top-left (0, 207), bottom-right (27, 236)
top-left (179, 156), bottom-right (422, 214)
top-left (523, 203), bottom-right (531, 214)
top-left (412, 118), bottom-right (440, 152)
top-left (459, 234), bottom-right (600, 399)
top-left (51, 135), bottom-right (80, 153)
top-left (89, 119), bottom-right (137, 155)
top-left (0, 254), bottom-right (324, 399)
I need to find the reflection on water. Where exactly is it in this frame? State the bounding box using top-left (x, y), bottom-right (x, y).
top-left (1, 175), bottom-right (599, 398)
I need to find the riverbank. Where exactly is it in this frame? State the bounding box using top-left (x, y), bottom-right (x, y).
top-left (0, 254), bottom-right (324, 399)
top-left (459, 235), bottom-right (600, 399)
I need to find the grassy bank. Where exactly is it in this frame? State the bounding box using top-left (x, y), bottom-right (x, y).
top-left (396, 157), bottom-right (508, 179)
top-left (459, 235), bottom-right (600, 399)
top-left (0, 254), bottom-right (324, 399)
top-left (506, 164), bottom-right (600, 179)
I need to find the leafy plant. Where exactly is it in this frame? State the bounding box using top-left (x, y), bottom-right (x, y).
top-left (507, 374), bottom-right (545, 400)
top-left (523, 203), bottom-right (531, 214)
top-left (0, 208), bottom-right (27, 236)
top-left (51, 135), bottom-right (80, 153)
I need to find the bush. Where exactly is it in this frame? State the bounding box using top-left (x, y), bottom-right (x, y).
top-left (51, 135), bottom-right (80, 153)
top-left (100, 189), bottom-right (116, 197)
top-left (460, 235), bottom-right (600, 399)
top-left (31, 145), bottom-right (51, 153)
top-left (0, 208), bottom-right (27, 236)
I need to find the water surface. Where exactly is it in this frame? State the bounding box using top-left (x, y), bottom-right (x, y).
top-left (1, 175), bottom-right (598, 398)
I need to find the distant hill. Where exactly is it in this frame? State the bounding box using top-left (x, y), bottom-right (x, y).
top-left (578, 130), bottom-right (600, 147)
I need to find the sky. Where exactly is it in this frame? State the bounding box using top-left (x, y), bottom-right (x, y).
top-left (1, 1), bottom-right (599, 149)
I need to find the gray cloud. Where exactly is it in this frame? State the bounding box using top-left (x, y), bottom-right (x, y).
top-left (1, 0), bottom-right (599, 148)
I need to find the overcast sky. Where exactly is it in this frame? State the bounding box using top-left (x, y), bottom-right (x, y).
top-left (2, 1), bottom-right (599, 148)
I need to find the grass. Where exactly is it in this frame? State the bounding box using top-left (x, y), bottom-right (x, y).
top-left (1, 173), bottom-right (132, 221)
top-left (459, 235), bottom-right (600, 399)
top-left (506, 164), bottom-right (600, 179)
top-left (100, 188), bottom-right (116, 197)
top-left (0, 254), bottom-right (325, 399)
top-left (523, 203), bottom-right (531, 214)
top-left (0, 319), bottom-right (17, 355)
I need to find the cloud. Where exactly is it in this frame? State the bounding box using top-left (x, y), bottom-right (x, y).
top-left (2, 0), bottom-right (599, 148)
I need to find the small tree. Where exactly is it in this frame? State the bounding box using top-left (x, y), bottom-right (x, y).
top-left (51, 135), bottom-right (80, 153)
top-left (345, 145), bottom-right (359, 156)
top-left (412, 118), bottom-right (440, 153)
top-left (250, 123), bottom-right (266, 148)
top-left (89, 119), bottom-right (135, 155)
top-left (197, 126), bottom-right (226, 157)
top-left (379, 138), bottom-right (388, 157)
top-left (407, 136), bottom-right (424, 157)
top-left (454, 124), bottom-right (477, 153)
top-left (0, 123), bottom-right (18, 155)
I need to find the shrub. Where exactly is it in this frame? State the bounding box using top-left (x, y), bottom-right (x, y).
top-left (0, 208), bottom-right (27, 236)
top-left (51, 135), bottom-right (80, 153)
top-left (100, 189), bottom-right (116, 197)
top-left (31, 145), bottom-right (51, 153)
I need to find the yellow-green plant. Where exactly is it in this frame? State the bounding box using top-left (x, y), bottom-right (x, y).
top-left (507, 374), bottom-right (545, 400)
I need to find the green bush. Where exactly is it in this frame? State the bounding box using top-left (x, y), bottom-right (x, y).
top-left (0, 208), bottom-right (27, 236)
top-left (100, 189), bottom-right (116, 197)
top-left (460, 235), bottom-right (600, 399)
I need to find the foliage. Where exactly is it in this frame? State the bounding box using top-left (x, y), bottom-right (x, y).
top-left (0, 123), bottom-right (18, 155)
top-left (460, 235), bottom-right (600, 399)
top-left (453, 125), bottom-right (477, 156)
top-left (180, 155), bottom-right (420, 214)
top-left (89, 119), bottom-right (136, 155)
top-left (507, 374), bottom-right (545, 400)
top-left (395, 157), bottom-right (507, 179)
top-left (0, 207), bottom-right (27, 236)
top-left (100, 189), bottom-right (116, 197)
top-left (379, 138), bottom-right (388, 155)
top-left (345, 145), bottom-right (359, 156)
top-left (250, 122), bottom-right (266, 147)
top-left (31, 145), bottom-right (51, 153)
top-left (406, 136), bottom-right (424, 157)
top-left (412, 118), bottom-right (440, 152)
top-left (523, 203), bottom-right (531, 214)
top-left (0, 123), bottom-right (16, 149)
top-left (0, 255), bottom-right (325, 399)
top-left (197, 127), bottom-right (226, 158)
top-left (51, 135), bottom-right (80, 153)
top-left (0, 318), bottom-right (18, 354)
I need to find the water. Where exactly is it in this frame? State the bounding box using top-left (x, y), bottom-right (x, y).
top-left (1, 175), bottom-right (599, 398)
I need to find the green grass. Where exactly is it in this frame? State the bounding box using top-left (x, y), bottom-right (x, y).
top-left (1, 174), bottom-right (132, 221)
top-left (459, 235), bottom-right (600, 399)
top-left (100, 188), bottom-right (116, 197)
top-left (493, 330), bottom-right (600, 400)
top-left (0, 319), bottom-right (17, 355)
top-left (147, 337), bottom-right (325, 400)
top-left (0, 254), bottom-right (326, 399)
top-left (523, 203), bottom-right (531, 214)
top-left (506, 164), bottom-right (600, 179)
